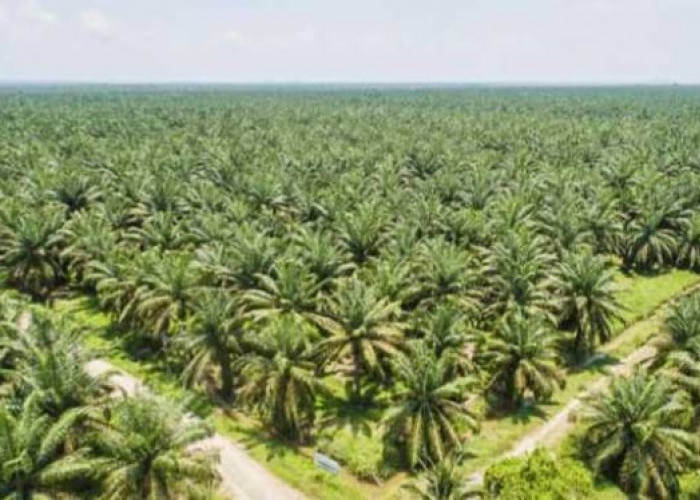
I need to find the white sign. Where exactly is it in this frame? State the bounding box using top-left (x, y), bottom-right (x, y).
top-left (314, 452), bottom-right (341, 475)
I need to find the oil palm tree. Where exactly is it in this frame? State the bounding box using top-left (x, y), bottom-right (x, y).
top-left (582, 370), bottom-right (697, 498)
top-left (2, 313), bottom-right (112, 419)
top-left (292, 226), bottom-right (354, 287)
top-left (654, 293), bottom-right (700, 403)
top-left (47, 171), bottom-right (102, 213)
top-left (418, 305), bottom-right (479, 378)
top-left (481, 231), bottom-right (555, 323)
top-left (238, 316), bottom-right (325, 441)
top-left (337, 202), bottom-right (389, 264)
top-left (384, 344), bottom-right (479, 468)
top-left (0, 392), bottom-right (97, 499)
top-left (621, 200), bottom-right (686, 271)
top-left (0, 209), bottom-right (66, 302)
top-left (479, 314), bottom-right (564, 409)
top-left (124, 211), bottom-right (191, 253)
top-left (654, 292), bottom-right (700, 359)
top-left (58, 210), bottom-right (117, 287)
top-left (91, 396), bottom-right (219, 499)
top-left (244, 259), bottom-right (324, 323)
top-left (313, 278), bottom-right (405, 401)
top-left (135, 252), bottom-right (201, 341)
top-left (179, 290), bottom-right (245, 402)
top-left (85, 248), bottom-right (143, 328)
top-left (551, 251), bottom-right (624, 356)
top-left (404, 239), bottom-right (481, 313)
top-left (677, 213), bottom-right (700, 270)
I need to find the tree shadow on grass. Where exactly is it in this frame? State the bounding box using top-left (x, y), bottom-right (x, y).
top-left (484, 397), bottom-right (550, 424)
top-left (569, 353), bottom-right (620, 375)
top-left (316, 395), bottom-right (384, 439)
top-left (231, 422), bottom-right (303, 463)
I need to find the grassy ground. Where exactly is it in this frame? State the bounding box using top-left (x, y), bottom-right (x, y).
top-left (461, 268), bottom-right (700, 476)
top-left (12, 267), bottom-right (700, 500)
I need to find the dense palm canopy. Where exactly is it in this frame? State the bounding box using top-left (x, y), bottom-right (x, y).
top-left (4, 87), bottom-right (700, 495)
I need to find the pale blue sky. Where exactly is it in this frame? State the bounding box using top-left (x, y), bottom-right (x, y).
top-left (0, 0), bottom-right (697, 83)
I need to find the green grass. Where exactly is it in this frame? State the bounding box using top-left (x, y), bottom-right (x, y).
top-left (614, 269), bottom-right (700, 325)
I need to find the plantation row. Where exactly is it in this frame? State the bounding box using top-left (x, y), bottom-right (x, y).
top-left (2, 88), bottom-right (700, 497)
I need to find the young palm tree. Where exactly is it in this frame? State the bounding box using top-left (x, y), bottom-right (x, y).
top-left (179, 290), bottom-right (245, 402)
top-left (313, 278), bottom-right (405, 401)
top-left (384, 344), bottom-right (479, 468)
top-left (91, 396), bottom-right (220, 499)
top-left (478, 314), bottom-right (564, 409)
top-left (402, 448), bottom-right (479, 499)
top-left (0, 393), bottom-right (96, 499)
top-left (551, 252), bottom-right (624, 356)
top-left (582, 370), bottom-right (698, 498)
top-left (238, 316), bottom-right (325, 441)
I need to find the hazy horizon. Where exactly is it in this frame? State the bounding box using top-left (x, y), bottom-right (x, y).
top-left (1, 0), bottom-right (697, 84)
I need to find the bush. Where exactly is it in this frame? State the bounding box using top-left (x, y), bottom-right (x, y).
top-left (316, 426), bottom-right (396, 483)
top-left (483, 449), bottom-right (594, 500)
top-left (681, 472), bottom-right (700, 499)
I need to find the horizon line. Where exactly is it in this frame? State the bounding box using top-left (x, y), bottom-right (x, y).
top-left (1, 79), bottom-right (699, 88)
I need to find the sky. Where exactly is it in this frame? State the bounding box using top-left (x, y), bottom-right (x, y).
top-left (0, 0), bottom-right (698, 84)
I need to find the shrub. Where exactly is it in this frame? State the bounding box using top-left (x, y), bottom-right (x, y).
top-left (483, 449), bottom-right (594, 500)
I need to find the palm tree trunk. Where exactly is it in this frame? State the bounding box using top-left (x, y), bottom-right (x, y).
top-left (219, 351), bottom-right (234, 403)
top-left (573, 326), bottom-right (585, 357)
top-left (352, 343), bottom-right (362, 401)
